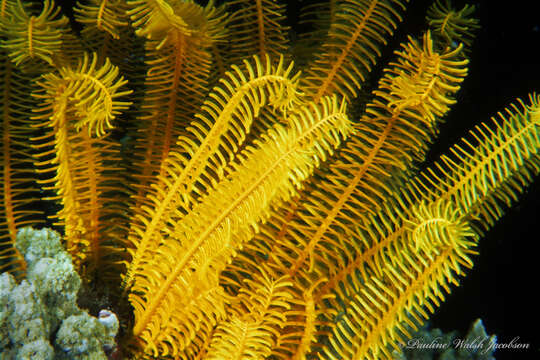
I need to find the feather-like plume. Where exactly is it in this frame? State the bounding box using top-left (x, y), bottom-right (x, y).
top-left (125, 0), bottom-right (227, 228)
top-left (320, 94), bottom-right (540, 358)
top-left (0, 0), bottom-right (16, 19)
top-left (292, 0), bottom-right (338, 64)
top-left (74, 0), bottom-right (129, 40)
top-left (317, 94), bottom-right (540, 359)
top-left (32, 52), bottom-right (131, 272)
top-left (0, 0), bottom-right (70, 279)
top-left (220, 30), bottom-right (469, 358)
top-left (127, 92), bottom-right (352, 356)
top-left (122, 54), bottom-right (301, 292)
top-left (426, 0), bottom-right (479, 50)
top-left (301, 0), bottom-right (408, 103)
top-left (227, 30), bottom-right (468, 283)
top-left (1, 1), bottom-right (538, 359)
top-left (0, 57), bottom-right (44, 279)
top-left (224, 0), bottom-right (289, 63)
top-left (320, 199), bottom-right (478, 360)
top-left (0, 0), bottom-right (69, 67)
top-left (408, 94), bottom-right (540, 232)
top-left (207, 266), bottom-right (293, 360)
top-left (126, 0), bottom-right (226, 49)
top-left (34, 53), bottom-right (131, 136)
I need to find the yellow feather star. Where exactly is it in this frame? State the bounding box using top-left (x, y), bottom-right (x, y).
top-left (0, 0), bottom-right (537, 358)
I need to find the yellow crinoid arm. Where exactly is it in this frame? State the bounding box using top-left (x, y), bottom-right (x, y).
top-left (126, 0), bottom-right (227, 49)
top-left (126, 0), bottom-right (227, 213)
top-left (206, 266), bottom-right (294, 360)
top-left (319, 198), bottom-right (478, 360)
top-left (122, 54), bottom-right (301, 292)
top-left (0, 0), bottom-right (71, 279)
top-left (0, 0), bottom-right (69, 67)
top-left (318, 94), bottom-right (539, 359)
top-left (426, 0), bottom-right (479, 49)
top-left (32, 52), bottom-right (131, 271)
top-left (300, 0), bottom-right (408, 103)
top-left (0, 0), bottom-right (15, 19)
top-left (224, 29), bottom-right (468, 290)
top-left (224, 0), bottom-right (289, 63)
top-left (35, 52), bottom-right (132, 137)
top-left (74, 0), bottom-right (129, 40)
top-left (0, 57), bottom-right (46, 280)
top-left (219, 30), bottom-right (469, 359)
top-left (127, 0), bottom-right (188, 43)
top-left (408, 93), bottom-right (540, 232)
top-left (127, 94), bottom-right (352, 357)
top-left (73, 0), bottom-right (133, 72)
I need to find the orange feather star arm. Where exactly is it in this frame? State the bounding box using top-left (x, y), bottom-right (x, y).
top-left (31, 53), bottom-right (131, 272)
